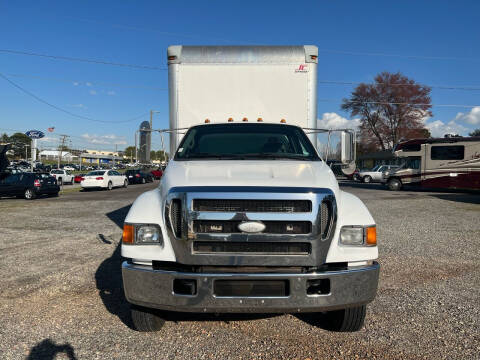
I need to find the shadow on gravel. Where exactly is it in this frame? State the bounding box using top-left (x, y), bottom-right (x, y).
top-left (338, 181), bottom-right (387, 191)
top-left (95, 205), bottom-right (134, 329)
top-left (27, 339), bottom-right (77, 360)
top-left (430, 193), bottom-right (480, 204)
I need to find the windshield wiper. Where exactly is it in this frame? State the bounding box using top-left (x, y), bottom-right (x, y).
top-left (184, 153), bottom-right (239, 159)
top-left (239, 153), bottom-right (309, 160)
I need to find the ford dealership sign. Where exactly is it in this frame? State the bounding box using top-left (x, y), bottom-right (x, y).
top-left (25, 130), bottom-right (45, 139)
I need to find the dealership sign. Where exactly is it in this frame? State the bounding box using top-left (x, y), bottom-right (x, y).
top-left (25, 130), bottom-right (45, 139)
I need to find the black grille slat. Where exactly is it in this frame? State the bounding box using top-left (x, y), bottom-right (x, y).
top-left (193, 220), bottom-right (312, 234)
top-left (193, 199), bottom-right (311, 213)
top-left (171, 199), bottom-right (182, 238)
top-left (193, 241), bottom-right (311, 255)
top-left (320, 200), bottom-right (332, 239)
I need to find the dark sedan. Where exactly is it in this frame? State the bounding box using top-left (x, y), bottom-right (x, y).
top-left (0, 172), bottom-right (60, 199)
top-left (125, 169), bottom-right (154, 184)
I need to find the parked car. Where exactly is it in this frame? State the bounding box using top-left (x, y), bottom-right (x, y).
top-left (50, 169), bottom-right (74, 185)
top-left (74, 173), bottom-right (86, 183)
top-left (150, 168), bottom-right (163, 180)
top-left (0, 172), bottom-right (59, 200)
top-left (63, 165), bottom-right (76, 171)
top-left (125, 169), bottom-right (154, 184)
top-left (358, 165), bottom-right (400, 183)
top-left (81, 170), bottom-right (128, 190)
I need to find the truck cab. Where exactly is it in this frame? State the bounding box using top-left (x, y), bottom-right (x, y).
top-left (121, 46), bottom-right (379, 332)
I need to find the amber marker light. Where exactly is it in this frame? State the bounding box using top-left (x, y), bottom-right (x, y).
top-left (122, 224), bottom-right (134, 244)
top-left (228, 117), bottom-right (234, 122)
top-left (257, 117), bottom-right (263, 122)
top-left (280, 119), bottom-right (286, 123)
top-left (366, 226), bottom-right (377, 246)
top-left (204, 118), bottom-right (210, 123)
top-left (242, 117), bottom-right (248, 122)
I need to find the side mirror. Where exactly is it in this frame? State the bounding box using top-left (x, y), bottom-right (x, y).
top-left (341, 130), bottom-right (355, 164)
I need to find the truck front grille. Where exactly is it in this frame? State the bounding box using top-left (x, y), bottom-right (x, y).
top-left (193, 241), bottom-right (311, 255)
top-left (193, 199), bottom-right (311, 213)
top-left (193, 220), bottom-right (312, 234)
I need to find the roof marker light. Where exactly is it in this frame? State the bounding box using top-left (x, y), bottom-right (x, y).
top-left (228, 117), bottom-right (234, 122)
top-left (168, 55), bottom-right (177, 61)
top-left (257, 117), bottom-right (263, 122)
top-left (204, 119), bottom-right (210, 123)
top-left (310, 55), bottom-right (318, 60)
top-left (280, 119), bottom-right (287, 123)
top-left (242, 117), bottom-right (248, 122)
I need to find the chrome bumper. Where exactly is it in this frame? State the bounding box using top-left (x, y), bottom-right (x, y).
top-left (122, 261), bottom-right (380, 313)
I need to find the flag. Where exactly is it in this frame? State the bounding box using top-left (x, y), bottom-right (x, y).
top-left (47, 127), bottom-right (55, 132)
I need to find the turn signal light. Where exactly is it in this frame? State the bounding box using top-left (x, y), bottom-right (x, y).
top-left (366, 226), bottom-right (377, 246)
top-left (122, 224), bottom-right (134, 244)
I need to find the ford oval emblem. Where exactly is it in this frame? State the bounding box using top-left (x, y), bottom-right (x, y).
top-left (238, 221), bottom-right (266, 233)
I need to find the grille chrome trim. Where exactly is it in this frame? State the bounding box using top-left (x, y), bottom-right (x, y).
top-left (164, 186), bottom-right (337, 266)
top-left (193, 199), bottom-right (312, 213)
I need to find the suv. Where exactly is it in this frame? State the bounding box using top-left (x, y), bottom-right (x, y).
top-left (358, 165), bottom-right (399, 183)
top-left (125, 169), bottom-right (154, 184)
top-left (50, 169), bottom-right (74, 185)
top-left (0, 172), bottom-right (59, 199)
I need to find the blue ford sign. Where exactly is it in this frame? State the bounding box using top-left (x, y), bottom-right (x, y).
top-left (25, 130), bottom-right (45, 139)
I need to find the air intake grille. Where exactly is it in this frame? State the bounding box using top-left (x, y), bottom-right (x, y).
top-left (193, 241), bottom-right (311, 255)
top-left (170, 199), bottom-right (182, 238)
top-left (320, 200), bottom-right (332, 239)
top-left (193, 220), bottom-right (312, 234)
top-left (193, 199), bottom-right (312, 213)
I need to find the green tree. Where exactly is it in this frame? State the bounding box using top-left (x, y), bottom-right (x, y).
top-left (8, 132), bottom-right (31, 159)
top-left (1, 133), bottom-right (9, 143)
top-left (469, 129), bottom-right (480, 137)
top-left (124, 146), bottom-right (136, 160)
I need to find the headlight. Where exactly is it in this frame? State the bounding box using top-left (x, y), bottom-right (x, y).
top-left (123, 224), bottom-right (163, 246)
top-left (340, 225), bottom-right (376, 246)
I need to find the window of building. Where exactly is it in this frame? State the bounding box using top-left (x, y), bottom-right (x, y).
top-left (431, 146), bottom-right (464, 160)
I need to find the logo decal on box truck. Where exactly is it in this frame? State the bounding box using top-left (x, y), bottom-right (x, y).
top-left (295, 64), bottom-right (309, 73)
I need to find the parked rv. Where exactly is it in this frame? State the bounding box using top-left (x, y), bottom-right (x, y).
top-left (382, 137), bottom-right (480, 191)
top-left (121, 46), bottom-right (379, 333)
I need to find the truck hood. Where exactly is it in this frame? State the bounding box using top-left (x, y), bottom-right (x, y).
top-left (161, 160), bottom-right (339, 196)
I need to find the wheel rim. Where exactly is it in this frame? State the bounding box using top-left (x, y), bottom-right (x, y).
top-left (25, 190), bottom-right (32, 199)
top-left (108, 182), bottom-right (112, 190)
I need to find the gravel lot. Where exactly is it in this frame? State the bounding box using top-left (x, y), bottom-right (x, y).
top-left (0, 181), bottom-right (479, 359)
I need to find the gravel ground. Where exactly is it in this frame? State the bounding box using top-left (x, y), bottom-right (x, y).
top-left (0, 181), bottom-right (479, 359)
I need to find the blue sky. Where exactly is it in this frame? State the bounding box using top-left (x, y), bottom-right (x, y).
top-left (1, 0), bottom-right (479, 152)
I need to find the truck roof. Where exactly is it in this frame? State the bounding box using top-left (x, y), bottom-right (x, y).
top-left (167, 45), bottom-right (318, 64)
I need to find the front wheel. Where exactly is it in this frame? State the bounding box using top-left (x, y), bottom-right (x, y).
top-left (387, 178), bottom-right (402, 191)
top-left (123, 180), bottom-right (128, 188)
top-left (131, 305), bottom-right (165, 332)
top-left (363, 175), bottom-right (372, 183)
top-left (57, 178), bottom-right (63, 186)
top-left (24, 188), bottom-right (36, 200)
top-left (319, 305), bottom-right (367, 332)
top-left (107, 181), bottom-right (113, 190)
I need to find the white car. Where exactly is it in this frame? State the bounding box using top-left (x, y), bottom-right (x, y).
top-left (358, 165), bottom-right (399, 183)
top-left (50, 169), bottom-right (74, 185)
top-left (63, 165), bottom-right (76, 171)
top-left (81, 170), bottom-right (128, 190)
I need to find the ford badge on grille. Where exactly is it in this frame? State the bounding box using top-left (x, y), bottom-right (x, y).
top-left (238, 221), bottom-right (266, 233)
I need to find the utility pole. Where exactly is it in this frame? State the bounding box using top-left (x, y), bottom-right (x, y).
top-left (57, 134), bottom-right (69, 168)
top-left (24, 144), bottom-right (30, 161)
top-left (113, 144), bottom-right (117, 168)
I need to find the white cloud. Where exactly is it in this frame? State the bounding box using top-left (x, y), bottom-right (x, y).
top-left (81, 133), bottom-right (127, 145)
top-left (425, 120), bottom-right (468, 138)
top-left (107, 90), bottom-right (116, 96)
top-left (455, 106), bottom-right (480, 125)
top-left (317, 112), bottom-right (360, 130)
top-left (86, 82), bottom-right (92, 87)
top-left (37, 136), bottom-right (57, 143)
top-left (72, 82), bottom-right (79, 86)
top-left (89, 90), bottom-right (97, 95)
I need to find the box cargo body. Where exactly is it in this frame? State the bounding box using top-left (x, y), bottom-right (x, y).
top-left (167, 45), bottom-right (319, 154)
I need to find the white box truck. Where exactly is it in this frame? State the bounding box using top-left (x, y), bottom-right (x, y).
top-left (121, 46), bottom-right (379, 332)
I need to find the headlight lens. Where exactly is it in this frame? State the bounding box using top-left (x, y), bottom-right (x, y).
top-left (340, 226), bottom-right (364, 245)
top-left (135, 225), bottom-right (163, 246)
top-left (340, 225), bottom-right (376, 246)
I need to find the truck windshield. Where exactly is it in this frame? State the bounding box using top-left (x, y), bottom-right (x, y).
top-left (175, 124), bottom-right (320, 161)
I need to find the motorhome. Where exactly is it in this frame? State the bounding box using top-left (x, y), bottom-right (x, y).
top-left (382, 137), bottom-right (480, 191)
top-left (121, 46), bottom-right (379, 333)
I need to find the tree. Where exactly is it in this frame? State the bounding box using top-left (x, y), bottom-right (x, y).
top-left (341, 72), bottom-right (432, 151)
top-left (469, 129), bottom-right (480, 137)
top-left (1, 133), bottom-right (8, 143)
top-left (124, 146), bottom-right (136, 161)
top-left (8, 132), bottom-right (31, 159)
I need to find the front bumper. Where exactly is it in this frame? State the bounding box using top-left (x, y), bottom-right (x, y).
top-left (122, 261), bottom-right (380, 313)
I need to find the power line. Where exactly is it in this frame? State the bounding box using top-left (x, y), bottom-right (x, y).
top-left (318, 98), bottom-right (479, 108)
top-left (0, 72), bottom-right (150, 123)
top-left (318, 80), bottom-right (480, 91)
top-left (0, 49), bottom-right (166, 70)
top-left (317, 49), bottom-right (480, 62)
top-left (5, 73), bottom-right (167, 90)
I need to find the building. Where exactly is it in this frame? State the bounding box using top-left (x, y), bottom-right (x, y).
top-left (357, 150), bottom-right (400, 169)
top-left (80, 152), bottom-right (123, 165)
top-left (84, 149), bottom-right (120, 157)
top-left (39, 150), bottom-right (78, 161)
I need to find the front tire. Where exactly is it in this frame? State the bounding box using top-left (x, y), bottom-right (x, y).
top-left (24, 188), bottom-right (36, 200)
top-left (319, 305), bottom-right (367, 332)
top-left (107, 181), bottom-right (113, 190)
top-left (363, 175), bottom-right (372, 183)
top-left (131, 305), bottom-right (165, 332)
top-left (123, 180), bottom-right (128, 188)
top-left (387, 178), bottom-right (402, 191)
top-left (58, 178), bottom-right (63, 186)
